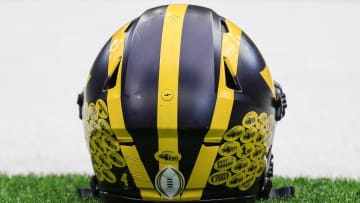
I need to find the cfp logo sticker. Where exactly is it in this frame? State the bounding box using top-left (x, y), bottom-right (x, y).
top-left (155, 167), bottom-right (185, 200)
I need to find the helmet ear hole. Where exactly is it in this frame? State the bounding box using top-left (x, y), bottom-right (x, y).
top-left (220, 19), bottom-right (229, 33)
top-left (103, 60), bottom-right (120, 91)
top-left (124, 20), bottom-right (136, 33)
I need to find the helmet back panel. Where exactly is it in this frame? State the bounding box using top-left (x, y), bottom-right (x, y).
top-left (81, 4), bottom-right (280, 202)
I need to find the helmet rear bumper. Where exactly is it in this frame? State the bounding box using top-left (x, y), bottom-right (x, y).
top-left (99, 191), bottom-right (256, 203)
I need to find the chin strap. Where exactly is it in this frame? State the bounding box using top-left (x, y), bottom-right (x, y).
top-left (77, 176), bottom-right (99, 198)
top-left (78, 176), bottom-right (295, 199)
top-left (269, 186), bottom-right (295, 198)
top-left (259, 153), bottom-right (295, 200)
top-left (257, 81), bottom-right (294, 199)
top-left (260, 177), bottom-right (295, 199)
top-left (77, 188), bottom-right (94, 198)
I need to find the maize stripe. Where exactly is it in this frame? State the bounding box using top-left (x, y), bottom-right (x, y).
top-left (182, 19), bottom-right (242, 200)
top-left (107, 23), bottom-right (134, 143)
top-left (121, 145), bottom-right (159, 200)
top-left (260, 65), bottom-right (276, 97)
top-left (157, 4), bottom-right (188, 170)
top-left (107, 24), bottom-right (158, 199)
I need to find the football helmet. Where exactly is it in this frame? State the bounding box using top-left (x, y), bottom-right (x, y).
top-left (77, 4), bottom-right (291, 202)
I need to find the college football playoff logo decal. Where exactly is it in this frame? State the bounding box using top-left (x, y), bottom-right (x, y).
top-left (154, 167), bottom-right (185, 199)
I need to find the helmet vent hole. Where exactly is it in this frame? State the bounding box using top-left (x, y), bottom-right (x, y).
top-left (221, 19), bottom-right (229, 33)
top-left (124, 20), bottom-right (135, 33)
top-left (224, 59), bottom-right (241, 91)
top-left (103, 59), bottom-right (120, 90)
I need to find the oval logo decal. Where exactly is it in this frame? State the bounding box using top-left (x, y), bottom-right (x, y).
top-left (155, 151), bottom-right (182, 164)
top-left (239, 175), bottom-right (256, 191)
top-left (219, 141), bottom-right (240, 157)
top-left (226, 173), bottom-right (245, 188)
top-left (231, 158), bottom-right (250, 174)
top-left (214, 156), bottom-right (236, 171)
top-left (208, 171), bottom-right (231, 185)
top-left (223, 126), bottom-right (245, 141)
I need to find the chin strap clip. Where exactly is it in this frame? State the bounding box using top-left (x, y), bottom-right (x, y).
top-left (273, 81), bottom-right (287, 121)
top-left (269, 186), bottom-right (295, 198)
top-left (77, 176), bottom-right (99, 198)
top-left (260, 153), bottom-right (295, 199)
top-left (260, 177), bottom-right (295, 199)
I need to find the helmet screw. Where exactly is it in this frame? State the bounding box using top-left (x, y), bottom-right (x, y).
top-left (161, 89), bottom-right (174, 101)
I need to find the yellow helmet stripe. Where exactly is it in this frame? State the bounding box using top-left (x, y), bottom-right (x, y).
top-left (204, 19), bottom-right (242, 143)
top-left (157, 4), bottom-right (188, 170)
top-left (120, 145), bottom-right (160, 200)
top-left (107, 24), bottom-right (158, 199)
top-left (260, 65), bottom-right (276, 97)
top-left (181, 145), bottom-right (218, 200)
top-left (182, 19), bottom-right (242, 200)
top-left (107, 23), bottom-right (134, 143)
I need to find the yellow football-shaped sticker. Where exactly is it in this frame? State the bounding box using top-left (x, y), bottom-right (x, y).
top-left (96, 99), bottom-right (109, 119)
top-left (242, 111), bottom-right (258, 128)
top-left (223, 126), bottom-right (245, 141)
top-left (256, 112), bottom-right (268, 130)
top-left (102, 135), bottom-right (120, 152)
top-left (98, 119), bottom-right (113, 136)
top-left (95, 152), bottom-right (112, 169)
top-left (231, 158), bottom-right (251, 174)
top-left (108, 151), bottom-right (127, 168)
top-left (239, 175), bottom-right (256, 191)
top-left (226, 173), bottom-right (245, 188)
top-left (208, 171), bottom-right (231, 186)
top-left (102, 169), bottom-right (116, 183)
top-left (88, 103), bottom-right (98, 121)
top-left (240, 127), bottom-right (258, 143)
top-left (219, 141), bottom-right (240, 157)
top-left (214, 156), bottom-right (236, 171)
top-left (237, 143), bottom-right (255, 158)
top-left (250, 145), bottom-right (266, 161)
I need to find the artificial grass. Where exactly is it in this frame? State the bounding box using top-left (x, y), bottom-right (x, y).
top-left (0, 175), bottom-right (359, 202)
top-left (260, 177), bottom-right (360, 203)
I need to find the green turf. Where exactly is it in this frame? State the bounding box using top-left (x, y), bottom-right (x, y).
top-left (0, 175), bottom-right (359, 202)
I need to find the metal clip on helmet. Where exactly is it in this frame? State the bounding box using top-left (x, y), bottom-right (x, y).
top-left (77, 4), bottom-right (293, 202)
